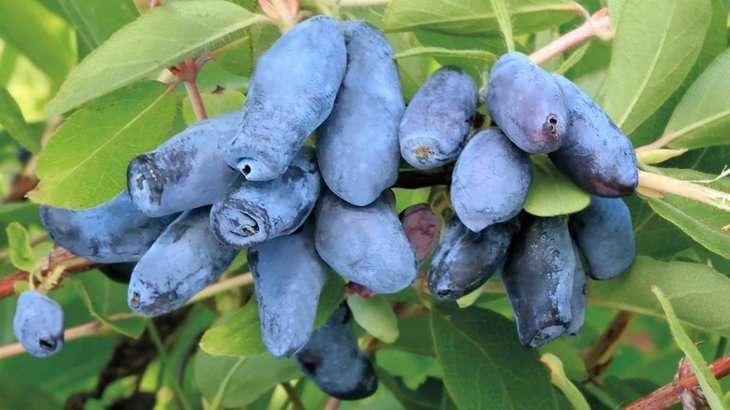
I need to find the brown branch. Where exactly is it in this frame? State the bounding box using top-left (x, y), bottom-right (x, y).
top-left (0, 248), bottom-right (97, 299)
top-left (394, 167), bottom-right (452, 189)
top-left (529, 8), bottom-right (612, 65)
top-left (581, 310), bottom-right (637, 379)
top-left (281, 382), bottom-right (305, 410)
top-left (624, 354), bottom-right (730, 410)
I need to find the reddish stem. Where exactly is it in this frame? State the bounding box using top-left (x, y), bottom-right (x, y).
top-left (529, 8), bottom-right (612, 65)
top-left (624, 355), bottom-right (730, 410)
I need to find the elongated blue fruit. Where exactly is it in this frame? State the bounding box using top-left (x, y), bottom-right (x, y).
top-left (13, 290), bottom-right (64, 358)
top-left (315, 189), bottom-right (417, 294)
top-left (127, 207), bottom-right (238, 316)
top-left (248, 218), bottom-right (330, 358)
top-left (316, 21), bottom-right (404, 206)
top-left (567, 242), bottom-right (586, 335)
top-left (451, 129), bottom-right (531, 232)
top-left (226, 16), bottom-right (347, 181)
top-left (210, 147), bottom-right (320, 249)
top-left (502, 216), bottom-right (575, 347)
top-left (428, 216), bottom-right (518, 301)
top-left (127, 110), bottom-right (241, 217)
top-left (295, 304), bottom-right (377, 400)
top-left (399, 66), bottom-right (478, 169)
top-left (569, 196), bottom-right (635, 280)
top-left (487, 52), bottom-right (569, 154)
top-left (550, 74), bottom-right (638, 197)
top-left (40, 192), bottom-right (177, 263)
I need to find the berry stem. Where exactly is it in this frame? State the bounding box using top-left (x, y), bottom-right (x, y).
top-left (529, 8), bottom-right (612, 66)
top-left (184, 80), bottom-right (207, 120)
top-left (638, 171), bottom-right (730, 212)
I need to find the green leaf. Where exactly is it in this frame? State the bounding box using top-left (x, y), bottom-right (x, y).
top-left (0, 87), bottom-right (40, 153)
top-left (199, 298), bottom-right (267, 357)
top-left (181, 89), bottom-right (244, 125)
top-left (377, 369), bottom-right (452, 410)
top-left (193, 351), bottom-right (300, 408)
top-left (645, 168), bottom-right (730, 259)
top-left (6, 222), bottom-right (37, 272)
top-left (523, 156), bottom-right (590, 217)
top-left (651, 286), bottom-right (725, 409)
top-left (71, 271), bottom-right (146, 338)
top-left (537, 338), bottom-right (588, 381)
top-left (623, 0), bottom-right (726, 147)
top-left (456, 281), bottom-right (485, 308)
top-left (382, 0), bottom-right (579, 36)
top-left (413, 30), bottom-right (506, 80)
top-left (30, 81), bottom-right (176, 209)
top-left (663, 49), bottom-right (730, 149)
top-left (217, 22), bottom-right (279, 77)
top-left (313, 274), bottom-right (345, 328)
top-left (603, 0), bottom-right (712, 135)
top-left (590, 257), bottom-right (730, 338)
top-left (347, 295), bottom-right (399, 343)
top-left (430, 304), bottom-right (558, 410)
top-left (56, 0), bottom-right (139, 50)
top-left (386, 32), bottom-right (428, 101)
top-left (46, 0), bottom-right (266, 115)
top-left (636, 148), bottom-right (688, 165)
top-left (540, 353), bottom-right (590, 410)
top-left (381, 316), bottom-right (435, 357)
top-left (489, 0), bottom-right (514, 51)
top-left (0, 0), bottom-right (75, 83)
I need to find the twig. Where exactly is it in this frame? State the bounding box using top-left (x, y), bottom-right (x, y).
top-left (0, 273), bottom-right (253, 359)
top-left (581, 310), bottom-right (637, 379)
top-left (281, 382), bottom-right (305, 410)
top-left (624, 354), bottom-right (730, 410)
top-left (0, 312), bottom-right (130, 359)
top-left (184, 79), bottom-right (207, 120)
top-left (529, 8), bottom-right (612, 65)
top-left (324, 397), bottom-right (341, 410)
top-left (6, 117), bottom-right (63, 203)
top-left (0, 248), bottom-right (97, 299)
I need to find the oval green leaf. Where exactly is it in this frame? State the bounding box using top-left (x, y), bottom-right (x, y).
top-left (6, 222), bottom-right (37, 272)
top-left (590, 257), bottom-right (730, 338)
top-left (194, 351), bottom-right (300, 408)
top-left (46, 0), bottom-right (266, 115)
top-left (199, 298), bottom-right (267, 357)
top-left (57, 0), bottom-right (139, 51)
top-left (0, 87), bottom-right (41, 153)
top-left (430, 304), bottom-right (559, 410)
top-left (29, 81), bottom-right (176, 209)
top-left (664, 49), bottom-right (730, 149)
top-left (382, 0), bottom-right (578, 36)
top-left (0, 0), bottom-right (76, 83)
top-left (651, 286), bottom-right (725, 409)
top-left (71, 271), bottom-right (147, 338)
top-left (603, 0), bottom-right (712, 136)
top-left (523, 156), bottom-right (590, 217)
top-left (646, 168), bottom-right (730, 259)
